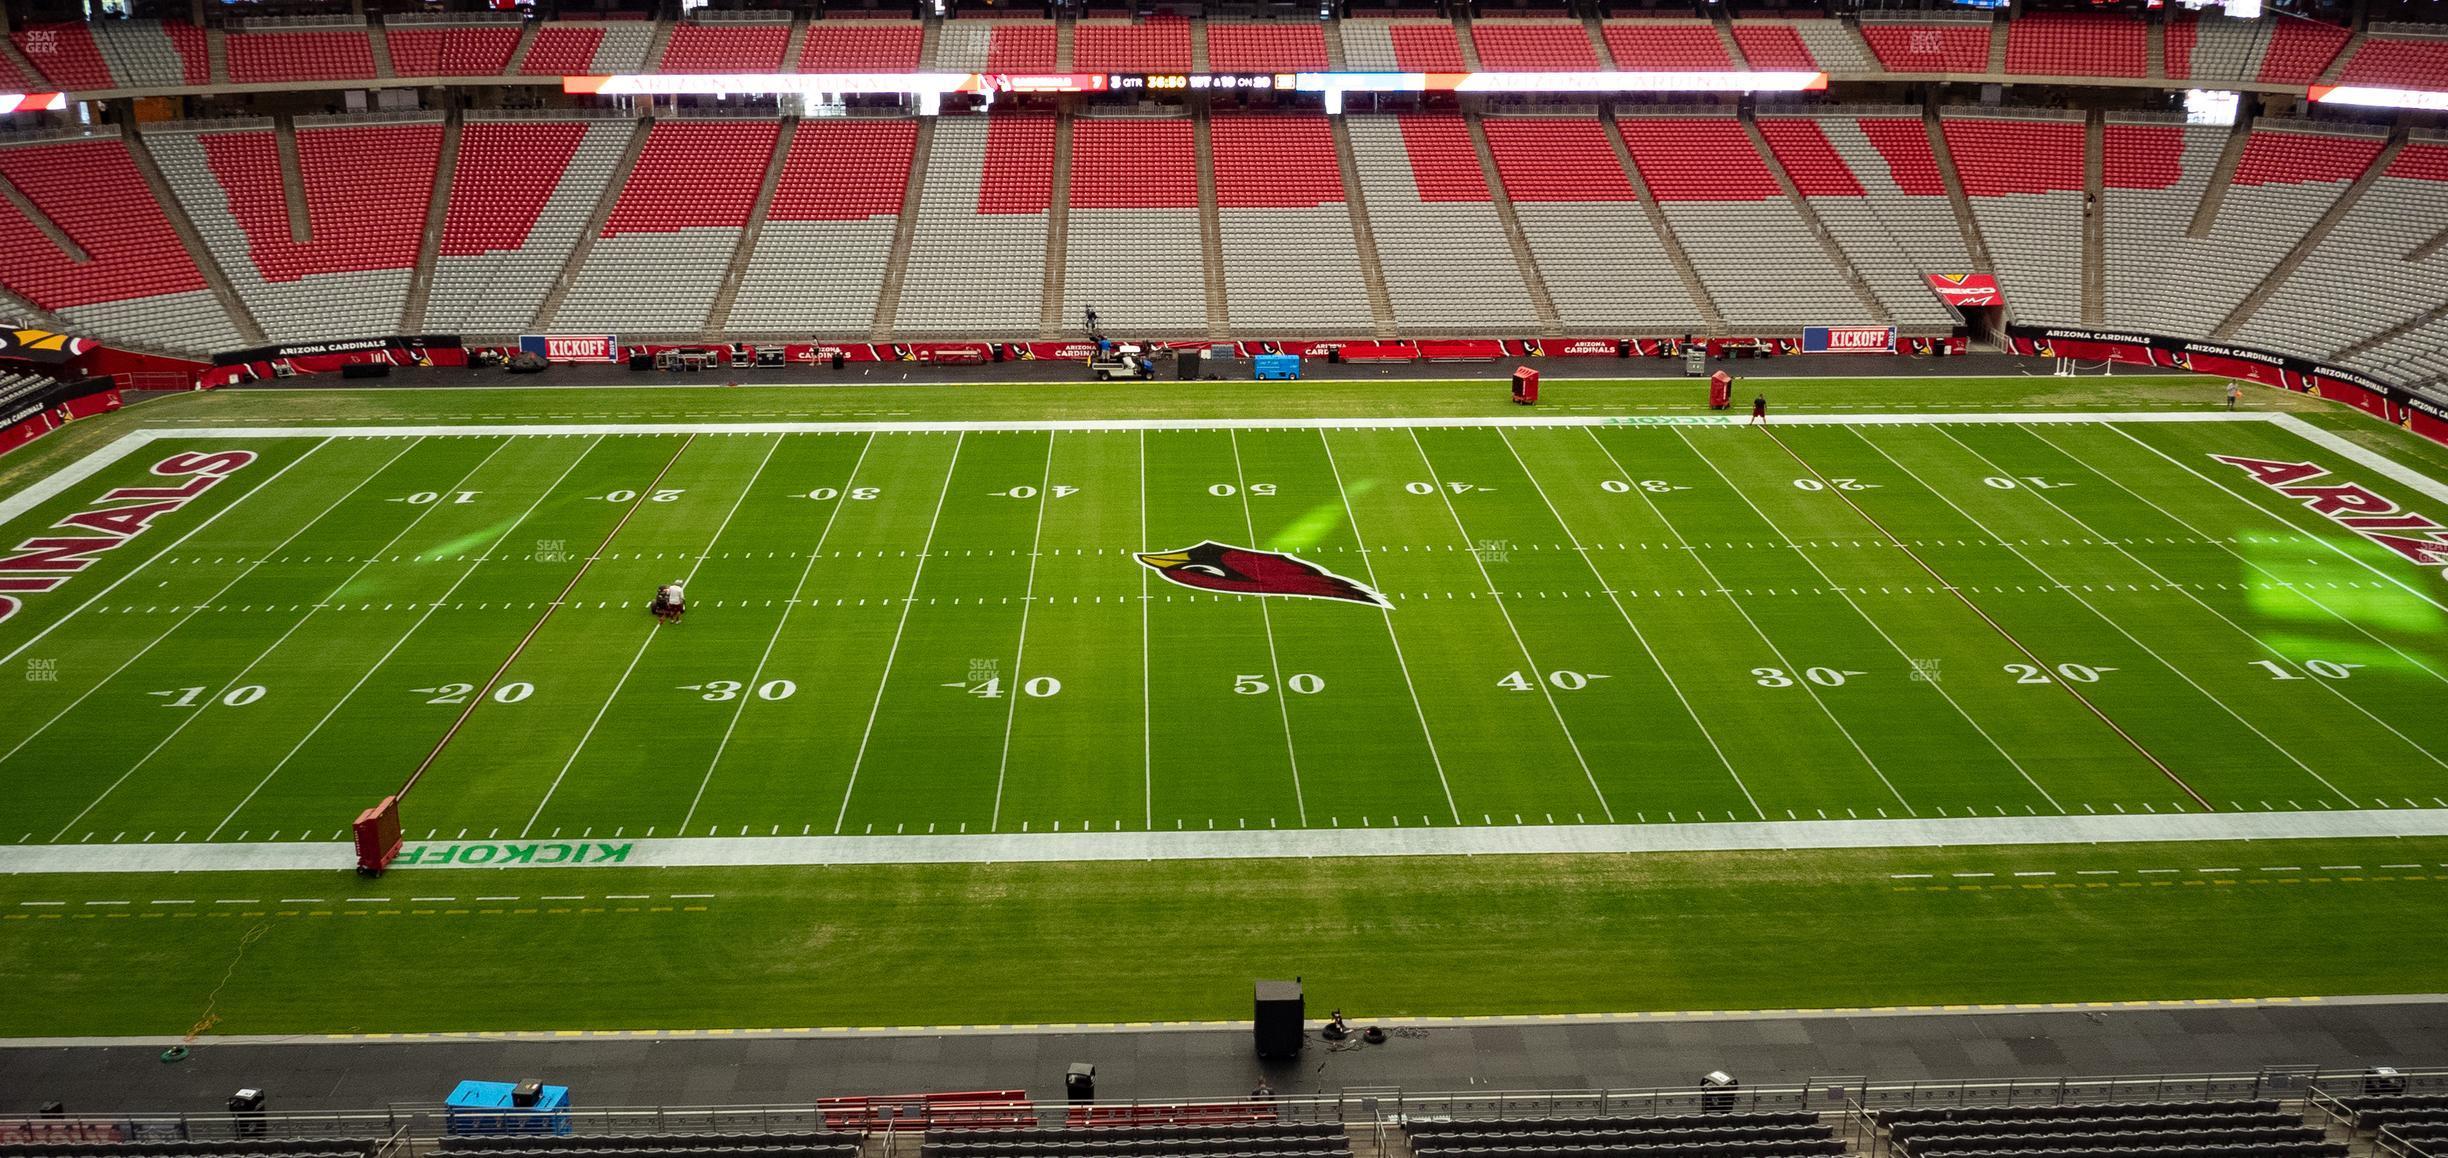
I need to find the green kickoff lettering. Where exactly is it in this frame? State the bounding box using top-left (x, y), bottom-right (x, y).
top-left (392, 841), bottom-right (635, 867)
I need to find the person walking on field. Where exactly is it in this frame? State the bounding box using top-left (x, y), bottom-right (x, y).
top-left (2226, 382), bottom-right (2242, 410)
top-left (1751, 393), bottom-right (1768, 425)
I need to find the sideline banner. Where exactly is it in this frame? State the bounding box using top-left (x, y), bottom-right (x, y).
top-left (520, 334), bottom-right (618, 363)
top-left (1802, 325), bottom-right (1897, 353)
top-left (2005, 324), bottom-right (2448, 447)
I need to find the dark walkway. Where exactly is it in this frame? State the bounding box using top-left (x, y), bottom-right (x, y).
top-left (5, 998), bottom-right (2441, 1117)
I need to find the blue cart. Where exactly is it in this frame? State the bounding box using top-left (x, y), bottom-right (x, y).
top-left (444, 1080), bottom-right (573, 1136)
top-left (1254, 354), bottom-right (1302, 380)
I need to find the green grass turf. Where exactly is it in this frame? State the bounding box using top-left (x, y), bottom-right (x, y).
top-left (5, 839), bottom-right (2448, 1037)
top-left (4, 376), bottom-right (2448, 1035)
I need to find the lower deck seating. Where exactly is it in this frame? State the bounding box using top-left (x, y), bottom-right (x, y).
top-left (0, 135), bottom-right (242, 353)
top-left (426, 118), bottom-right (630, 334)
top-left (1344, 114), bottom-right (1538, 335)
top-left (1060, 117), bottom-right (1206, 337)
top-left (1210, 115), bottom-right (1374, 335)
top-left (1876, 1099), bottom-right (2338, 1158)
top-left (895, 116), bottom-right (1052, 338)
top-left (731, 119), bottom-right (917, 336)
top-left (2234, 142), bottom-right (2448, 368)
top-left (1413, 1112), bottom-right (1842, 1158)
top-left (550, 119), bottom-right (778, 335)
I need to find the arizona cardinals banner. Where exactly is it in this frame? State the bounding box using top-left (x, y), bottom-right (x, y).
top-left (2005, 324), bottom-right (2448, 447)
top-left (1926, 274), bottom-right (2001, 308)
top-left (213, 334), bottom-right (461, 368)
top-left (0, 376), bottom-right (120, 458)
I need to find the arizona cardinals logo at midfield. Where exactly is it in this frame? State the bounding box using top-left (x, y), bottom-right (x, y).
top-left (1136, 542), bottom-right (1392, 608)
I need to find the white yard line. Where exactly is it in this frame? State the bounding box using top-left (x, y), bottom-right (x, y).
top-left (1138, 429), bottom-right (1152, 832)
top-left (1574, 428), bottom-right (1911, 816)
top-left (1314, 429), bottom-right (1462, 825)
top-left (206, 436), bottom-right (608, 840)
top-left (1508, 428), bottom-right (1766, 820)
top-left (1666, 426), bottom-right (2063, 812)
top-left (1404, 427), bottom-right (1615, 823)
top-left (1222, 430), bottom-right (1310, 827)
top-left (47, 437), bottom-right (425, 841)
top-left (519, 433), bottom-right (786, 838)
top-left (0, 437), bottom-right (336, 672)
top-left (987, 432), bottom-right (1060, 833)
top-left (2103, 423), bottom-right (2448, 619)
top-left (0, 430), bottom-right (162, 526)
top-left (1852, 426), bottom-right (2356, 808)
top-left (833, 432), bottom-right (966, 835)
top-left (14, 806), bottom-right (2448, 874)
top-left (2039, 426), bottom-right (2448, 686)
top-left (678, 433), bottom-right (879, 835)
top-left (53, 411), bottom-right (2285, 443)
top-left (1934, 425), bottom-right (2448, 776)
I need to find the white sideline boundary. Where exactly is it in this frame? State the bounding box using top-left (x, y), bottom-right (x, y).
top-left (5, 409), bottom-right (2447, 877)
top-left (0, 411), bottom-right (2369, 531)
top-left (5, 807), bottom-right (2448, 874)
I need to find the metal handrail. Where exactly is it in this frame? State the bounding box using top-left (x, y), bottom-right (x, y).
top-left (8, 1068), bottom-right (2446, 1144)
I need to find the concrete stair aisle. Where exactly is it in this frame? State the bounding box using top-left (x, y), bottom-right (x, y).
top-left (205, 26), bottom-right (228, 84)
top-left (1986, 14), bottom-right (2008, 76)
top-left (0, 285), bottom-right (78, 336)
top-left (275, 115), bottom-right (309, 245)
top-left (0, 171), bottom-right (87, 262)
top-left (2145, 20), bottom-right (2166, 79)
top-left (1710, 10), bottom-right (1748, 67)
top-left (1328, 117), bottom-right (1399, 339)
top-left (704, 117), bottom-right (796, 337)
top-left (2317, 30), bottom-right (2359, 84)
top-left (1056, 16), bottom-right (1074, 69)
top-left (535, 115), bottom-right (651, 331)
top-left (2215, 131), bottom-right (2405, 340)
top-left (1038, 111), bottom-right (1075, 340)
top-left (641, 18), bottom-right (677, 73)
top-left (1600, 107), bottom-right (1724, 335)
top-left (781, 13), bottom-right (810, 75)
top-left (2082, 110), bottom-right (2105, 325)
top-left (0, 38), bottom-right (41, 86)
top-left (1454, 10), bottom-right (1483, 70)
top-left (1344, 1113), bottom-right (1414, 1158)
top-left (1323, 18), bottom-right (1347, 68)
top-left (504, 19), bottom-right (540, 73)
top-left (870, 116), bottom-right (934, 340)
top-left (916, 16), bottom-right (942, 70)
top-left (1190, 16), bottom-right (1209, 72)
top-left (1923, 106), bottom-right (1997, 274)
top-left (401, 111), bottom-right (461, 333)
top-left (2409, 219), bottom-right (2448, 263)
top-left (1582, 10), bottom-right (1615, 67)
top-left (368, 20), bottom-right (396, 78)
top-left (1741, 111), bottom-right (1889, 324)
top-left (124, 126), bottom-right (267, 346)
top-left (1193, 110), bottom-right (1229, 338)
top-left (1465, 110), bottom-right (1563, 337)
top-left (2187, 116), bottom-right (2255, 238)
top-left (2335, 299), bottom-right (2448, 363)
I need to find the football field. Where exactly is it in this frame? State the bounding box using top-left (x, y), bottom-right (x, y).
top-left (7, 408), bottom-right (2448, 864)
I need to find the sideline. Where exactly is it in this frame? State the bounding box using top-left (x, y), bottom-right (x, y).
top-left (6, 805), bottom-right (2448, 874)
top-left (1, 992), bottom-right (2437, 1047)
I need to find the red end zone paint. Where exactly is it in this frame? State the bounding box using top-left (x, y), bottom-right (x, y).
top-left (2212, 454), bottom-right (2448, 571)
top-left (0, 450), bottom-right (255, 625)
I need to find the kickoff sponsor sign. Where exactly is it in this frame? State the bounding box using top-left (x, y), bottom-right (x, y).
top-left (521, 334), bottom-right (619, 363)
top-left (1802, 325), bottom-right (1896, 354)
top-left (1926, 273), bottom-right (2001, 307)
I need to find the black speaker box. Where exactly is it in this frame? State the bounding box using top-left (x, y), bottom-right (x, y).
top-left (1254, 979), bottom-right (1303, 1058)
top-left (340, 362), bottom-right (389, 379)
top-left (629, 353), bottom-right (656, 371)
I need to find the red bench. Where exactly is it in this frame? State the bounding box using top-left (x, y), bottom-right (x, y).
top-left (820, 1090), bottom-right (1035, 1130)
top-left (1064, 1102), bottom-right (1283, 1128)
